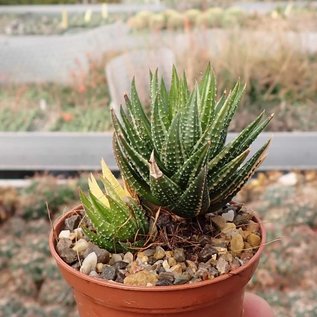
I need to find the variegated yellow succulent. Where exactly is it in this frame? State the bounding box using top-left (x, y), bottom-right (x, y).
top-left (80, 160), bottom-right (149, 252)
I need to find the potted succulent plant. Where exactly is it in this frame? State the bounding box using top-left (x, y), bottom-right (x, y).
top-left (49, 64), bottom-right (273, 317)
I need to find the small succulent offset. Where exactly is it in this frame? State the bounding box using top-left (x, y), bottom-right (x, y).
top-left (80, 160), bottom-right (149, 252)
top-left (112, 65), bottom-right (273, 218)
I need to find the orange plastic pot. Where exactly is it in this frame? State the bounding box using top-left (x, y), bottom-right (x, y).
top-left (49, 205), bottom-right (266, 317)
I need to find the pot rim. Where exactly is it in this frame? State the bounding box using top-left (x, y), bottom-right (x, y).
top-left (49, 204), bottom-right (266, 292)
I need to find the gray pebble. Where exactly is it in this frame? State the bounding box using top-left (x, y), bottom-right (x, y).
top-left (64, 215), bottom-right (81, 231)
top-left (56, 238), bottom-right (78, 264)
top-left (101, 265), bottom-right (116, 281)
top-left (199, 244), bottom-right (218, 262)
top-left (174, 248), bottom-right (186, 262)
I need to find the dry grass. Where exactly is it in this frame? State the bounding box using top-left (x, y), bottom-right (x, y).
top-left (176, 28), bottom-right (317, 131)
top-left (0, 53), bottom-right (117, 131)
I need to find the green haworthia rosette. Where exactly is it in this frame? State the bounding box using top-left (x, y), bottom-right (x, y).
top-left (80, 161), bottom-right (149, 252)
top-left (112, 64), bottom-right (272, 218)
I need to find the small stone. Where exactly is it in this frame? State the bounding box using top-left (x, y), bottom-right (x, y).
top-left (230, 234), bottom-right (244, 255)
top-left (241, 230), bottom-right (252, 240)
top-left (96, 263), bottom-right (104, 273)
top-left (214, 246), bottom-right (228, 255)
top-left (165, 251), bottom-right (173, 258)
top-left (174, 272), bottom-right (191, 285)
top-left (247, 233), bottom-right (261, 247)
top-left (158, 271), bottom-right (174, 284)
top-left (137, 252), bottom-right (149, 263)
top-left (174, 248), bottom-right (186, 262)
top-left (221, 209), bottom-right (235, 222)
top-left (89, 271), bottom-right (99, 277)
top-left (211, 215), bottom-right (226, 229)
top-left (186, 260), bottom-right (197, 273)
top-left (84, 243), bottom-right (110, 264)
top-left (247, 220), bottom-right (260, 233)
top-left (64, 215), bottom-right (81, 230)
top-left (167, 257), bottom-right (177, 267)
top-left (234, 212), bottom-right (253, 226)
top-left (109, 253), bottom-right (122, 265)
top-left (58, 230), bottom-right (71, 239)
top-left (216, 256), bottom-right (230, 274)
top-left (113, 261), bottom-right (129, 270)
top-left (170, 264), bottom-right (183, 275)
top-left (162, 259), bottom-right (170, 271)
top-left (80, 252), bottom-right (97, 275)
top-left (124, 271), bottom-right (158, 287)
top-left (231, 258), bottom-right (242, 270)
top-left (153, 246), bottom-right (165, 260)
top-left (56, 238), bottom-right (77, 264)
top-left (128, 261), bottom-right (142, 274)
top-left (74, 228), bottom-right (84, 239)
top-left (123, 252), bottom-right (134, 263)
top-left (221, 223), bottom-right (237, 235)
top-left (244, 242), bottom-right (252, 250)
top-left (72, 239), bottom-right (89, 253)
top-left (156, 279), bottom-right (173, 286)
top-left (199, 244), bottom-right (218, 262)
top-left (115, 269), bottom-right (126, 283)
top-left (101, 265), bottom-right (116, 280)
top-left (158, 272), bottom-right (175, 283)
top-left (143, 249), bottom-right (155, 257)
top-left (151, 260), bottom-right (163, 271)
top-left (211, 238), bottom-right (228, 248)
top-left (240, 251), bottom-right (253, 263)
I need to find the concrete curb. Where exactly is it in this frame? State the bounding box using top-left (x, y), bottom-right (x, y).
top-left (0, 132), bottom-right (316, 172)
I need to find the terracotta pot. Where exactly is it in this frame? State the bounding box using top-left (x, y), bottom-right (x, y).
top-left (49, 205), bottom-right (266, 317)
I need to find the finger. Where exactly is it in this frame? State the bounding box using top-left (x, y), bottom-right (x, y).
top-left (243, 292), bottom-right (275, 317)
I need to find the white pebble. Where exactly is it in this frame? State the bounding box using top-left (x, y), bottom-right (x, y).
top-left (221, 209), bottom-right (235, 222)
top-left (162, 259), bottom-right (170, 272)
top-left (59, 230), bottom-right (71, 239)
top-left (80, 252), bottom-right (97, 275)
top-left (72, 239), bottom-right (89, 253)
top-left (74, 228), bottom-right (83, 239)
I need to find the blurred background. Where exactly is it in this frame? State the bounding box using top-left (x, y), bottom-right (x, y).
top-left (0, 0), bottom-right (317, 316)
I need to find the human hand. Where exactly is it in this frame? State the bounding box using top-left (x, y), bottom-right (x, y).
top-left (244, 292), bottom-right (275, 317)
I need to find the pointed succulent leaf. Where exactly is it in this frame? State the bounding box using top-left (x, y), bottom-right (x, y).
top-left (208, 82), bottom-right (245, 157)
top-left (172, 141), bottom-right (210, 187)
top-left (116, 134), bottom-right (150, 183)
top-left (161, 114), bottom-right (185, 173)
top-left (199, 64), bottom-right (217, 132)
top-left (80, 190), bottom-right (116, 238)
top-left (208, 112), bottom-right (273, 177)
top-left (106, 194), bottom-right (138, 240)
top-left (81, 227), bottom-right (118, 251)
top-left (168, 166), bottom-right (210, 217)
top-left (210, 139), bottom-right (271, 206)
top-left (168, 66), bottom-right (180, 116)
top-left (88, 173), bottom-right (109, 207)
top-left (151, 92), bottom-right (167, 153)
top-left (181, 87), bottom-right (202, 156)
top-left (208, 149), bottom-right (250, 191)
top-left (101, 159), bottom-right (128, 200)
top-left (113, 135), bottom-right (159, 204)
top-left (129, 79), bottom-right (151, 136)
top-left (159, 78), bottom-right (171, 128)
top-left (125, 197), bottom-right (149, 234)
top-left (149, 152), bottom-right (182, 206)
